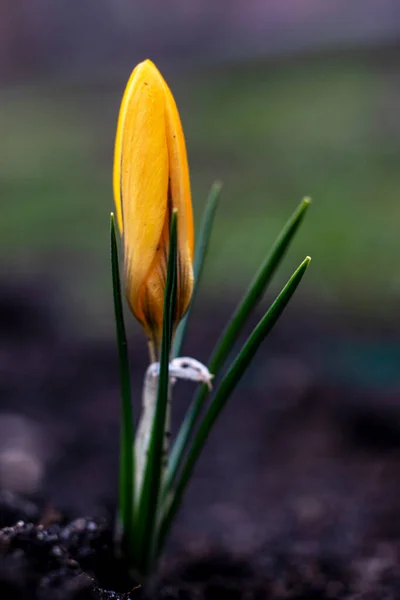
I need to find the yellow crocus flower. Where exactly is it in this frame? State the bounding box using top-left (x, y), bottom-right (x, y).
top-left (113, 59), bottom-right (194, 358)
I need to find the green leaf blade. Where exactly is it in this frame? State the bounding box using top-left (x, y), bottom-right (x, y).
top-left (135, 211), bottom-right (178, 575)
top-left (159, 256), bottom-right (311, 550)
top-left (110, 213), bottom-right (134, 546)
top-left (210, 196), bottom-right (311, 372)
top-left (166, 197), bottom-right (310, 492)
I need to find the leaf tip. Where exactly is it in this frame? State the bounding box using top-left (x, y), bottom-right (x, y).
top-left (110, 213), bottom-right (116, 236)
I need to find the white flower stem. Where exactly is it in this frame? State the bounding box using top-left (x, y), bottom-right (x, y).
top-left (134, 357), bottom-right (213, 502)
top-left (135, 366), bottom-right (171, 501)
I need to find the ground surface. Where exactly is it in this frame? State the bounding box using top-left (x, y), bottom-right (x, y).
top-left (1, 282), bottom-right (400, 598)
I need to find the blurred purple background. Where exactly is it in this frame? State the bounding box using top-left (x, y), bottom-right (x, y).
top-left (2, 0), bottom-right (400, 79)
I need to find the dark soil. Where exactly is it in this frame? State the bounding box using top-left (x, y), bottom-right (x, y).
top-left (1, 281), bottom-right (400, 599)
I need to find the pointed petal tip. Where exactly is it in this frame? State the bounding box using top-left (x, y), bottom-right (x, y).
top-left (136, 59), bottom-right (162, 79)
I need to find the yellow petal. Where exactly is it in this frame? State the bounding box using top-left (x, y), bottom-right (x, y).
top-left (135, 214), bottom-right (171, 351)
top-left (162, 76), bottom-right (194, 262)
top-left (113, 59), bottom-right (195, 356)
top-left (113, 63), bottom-right (140, 235)
top-left (115, 60), bottom-right (169, 315)
top-left (161, 73), bottom-right (195, 324)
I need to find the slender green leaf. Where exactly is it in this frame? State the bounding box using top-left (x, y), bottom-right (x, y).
top-left (173, 181), bottom-right (222, 358)
top-left (135, 211), bottom-right (178, 575)
top-left (158, 256), bottom-right (311, 552)
top-left (166, 197), bottom-right (310, 491)
top-left (110, 213), bottom-right (134, 544)
top-left (206, 196), bottom-right (310, 371)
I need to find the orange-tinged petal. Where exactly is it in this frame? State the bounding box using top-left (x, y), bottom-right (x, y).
top-left (135, 214), bottom-right (172, 351)
top-left (161, 73), bottom-right (194, 326)
top-left (115, 60), bottom-right (169, 317)
top-left (162, 77), bottom-right (194, 261)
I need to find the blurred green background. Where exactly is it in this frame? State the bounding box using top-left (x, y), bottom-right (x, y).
top-left (1, 6), bottom-right (400, 339)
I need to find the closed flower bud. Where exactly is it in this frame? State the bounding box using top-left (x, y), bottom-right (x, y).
top-left (113, 59), bottom-right (194, 358)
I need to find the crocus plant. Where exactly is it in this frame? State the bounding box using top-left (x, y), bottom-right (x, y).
top-left (111, 59), bottom-right (311, 579)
